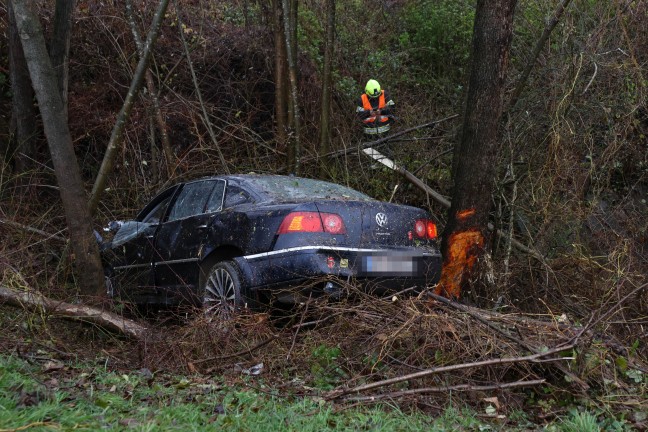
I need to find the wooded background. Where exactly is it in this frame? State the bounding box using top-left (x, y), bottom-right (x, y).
top-left (0, 0), bottom-right (646, 348)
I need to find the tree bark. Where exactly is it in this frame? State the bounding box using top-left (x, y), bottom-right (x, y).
top-left (282, 0), bottom-right (301, 174)
top-left (49, 0), bottom-right (75, 124)
top-left (8, 0), bottom-right (38, 172)
top-left (89, 0), bottom-right (171, 216)
top-left (437, 0), bottom-right (517, 299)
top-left (318, 0), bottom-right (335, 176)
top-left (0, 286), bottom-right (147, 340)
top-left (273, 0), bottom-right (288, 148)
top-left (11, 0), bottom-right (105, 299)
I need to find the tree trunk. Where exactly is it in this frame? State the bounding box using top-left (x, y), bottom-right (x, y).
top-left (89, 0), bottom-right (171, 216)
top-left (0, 286), bottom-right (147, 340)
top-left (11, 0), bottom-right (105, 299)
top-left (49, 0), bottom-right (75, 124)
top-left (282, 0), bottom-right (300, 174)
top-left (436, 0), bottom-right (517, 299)
top-left (318, 0), bottom-right (335, 176)
top-left (273, 0), bottom-right (288, 149)
top-left (8, 0), bottom-right (38, 172)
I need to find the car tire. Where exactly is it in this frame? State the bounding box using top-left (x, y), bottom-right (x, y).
top-left (200, 260), bottom-right (244, 319)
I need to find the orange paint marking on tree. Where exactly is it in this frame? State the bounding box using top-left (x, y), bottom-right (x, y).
top-left (435, 228), bottom-right (484, 299)
top-left (456, 208), bottom-right (476, 220)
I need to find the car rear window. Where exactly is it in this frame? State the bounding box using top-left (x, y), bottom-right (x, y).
top-left (246, 176), bottom-right (374, 202)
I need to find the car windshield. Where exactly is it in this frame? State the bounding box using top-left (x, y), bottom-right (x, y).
top-left (246, 176), bottom-right (374, 202)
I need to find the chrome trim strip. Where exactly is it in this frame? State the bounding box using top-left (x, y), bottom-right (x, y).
top-left (157, 258), bottom-right (200, 265)
top-left (243, 246), bottom-right (438, 261)
top-left (114, 257), bottom-right (199, 270)
top-left (113, 263), bottom-right (152, 270)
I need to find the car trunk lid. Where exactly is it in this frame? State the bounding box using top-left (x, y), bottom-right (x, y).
top-left (314, 200), bottom-right (430, 247)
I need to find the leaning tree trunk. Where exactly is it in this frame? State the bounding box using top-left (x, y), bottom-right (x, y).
top-left (49, 0), bottom-right (75, 124)
top-left (89, 0), bottom-right (171, 216)
top-left (11, 0), bottom-right (105, 299)
top-left (436, 0), bottom-right (517, 299)
top-left (318, 0), bottom-right (335, 176)
top-left (273, 0), bottom-right (288, 150)
top-left (507, 0), bottom-right (572, 110)
top-left (8, 0), bottom-right (38, 173)
top-left (125, 0), bottom-right (174, 173)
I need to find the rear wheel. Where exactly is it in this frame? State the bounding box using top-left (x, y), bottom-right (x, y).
top-left (201, 261), bottom-right (243, 319)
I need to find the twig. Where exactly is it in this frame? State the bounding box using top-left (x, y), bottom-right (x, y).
top-left (342, 379), bottom-right (546, 402)
top-left (0, 218), bottom-right (67, 243)
top-left (287, 298), bottom-right (311, 360)
top-left (193, 334), bottom-right (279, 364)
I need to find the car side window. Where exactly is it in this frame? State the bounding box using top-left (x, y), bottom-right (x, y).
top-left (224, 185), bottom-right (252, 208)
top-left (141, 196), bottom-right (172, 224)
top-left (205, 180), bottom-right (226, 213)
top-left (167, 181), bottom-right (216, 221)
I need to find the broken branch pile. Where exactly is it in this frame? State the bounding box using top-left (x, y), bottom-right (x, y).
top-left (141, 284), bottom-right (647, 408)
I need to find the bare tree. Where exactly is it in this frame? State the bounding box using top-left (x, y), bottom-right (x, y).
top-left (11, 0), bottom-right (104, 298)
top-left (282, 0), bottom-right (300, 174)
top-left (89, 0), bottom-right (171, 215)
top-left (125, 0), bottom-right (174, 173)
top-left (436, 0), bottom-right (517, 299)
top-left (318, 0), bottom-right (335, 176)
top-left (8, 0), bottom-right (38, 172)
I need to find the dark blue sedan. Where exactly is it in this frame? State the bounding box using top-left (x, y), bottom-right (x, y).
top-left (102, 174), bottom-right (442, 316)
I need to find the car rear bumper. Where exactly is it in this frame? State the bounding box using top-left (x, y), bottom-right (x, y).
top-left (238, 245), bottom-right (441, 301)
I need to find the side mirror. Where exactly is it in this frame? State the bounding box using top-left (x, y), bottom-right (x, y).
top-left (105, 221), bottom-right (124, 233)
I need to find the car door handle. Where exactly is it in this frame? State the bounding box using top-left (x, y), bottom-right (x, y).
top-left (197, 224), bottom-right (208, 229)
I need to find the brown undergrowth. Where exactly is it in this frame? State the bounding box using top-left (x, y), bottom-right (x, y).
top-left (130, 284), bottom-right (647, 413)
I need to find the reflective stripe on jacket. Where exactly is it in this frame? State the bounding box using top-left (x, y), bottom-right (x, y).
top-left (360, 92), bottom-right (389, 125)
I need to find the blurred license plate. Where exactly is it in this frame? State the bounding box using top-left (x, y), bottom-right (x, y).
top-left (362, 255), bottom-right (420, 276)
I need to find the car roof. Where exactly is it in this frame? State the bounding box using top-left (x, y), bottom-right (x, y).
top-left (200, 174), bottom-right (375, 203)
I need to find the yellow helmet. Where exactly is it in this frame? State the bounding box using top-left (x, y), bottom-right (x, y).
top-left (365, 79), bottom-right (381, 98)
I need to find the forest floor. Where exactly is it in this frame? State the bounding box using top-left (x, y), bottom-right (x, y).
top-left (1, 288), bottom-right (646, 431)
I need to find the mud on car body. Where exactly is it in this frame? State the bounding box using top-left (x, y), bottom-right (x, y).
top-left (101, 174), bottom-right (442, 315)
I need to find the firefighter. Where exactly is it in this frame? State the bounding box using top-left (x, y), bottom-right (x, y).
top-left (356, 79), bottom-right (396, 138)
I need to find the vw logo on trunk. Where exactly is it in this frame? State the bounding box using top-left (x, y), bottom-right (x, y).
top-left (375, 212), bottom-right (388, 227)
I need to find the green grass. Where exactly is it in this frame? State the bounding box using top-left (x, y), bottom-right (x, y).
top-left (0, 353), bottom-right (638, 431)
top-left (0, 353), bottom-right (484, 431)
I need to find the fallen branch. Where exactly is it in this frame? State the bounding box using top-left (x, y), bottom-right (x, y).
top-left (342, 379), bottom-right (546, 402)
top-left (365, 150), bottom-right (546, 262)
top-left (0, 285), bottom-right (147, 340)
top-left (311, 114), bottom-right (459, 163)
top-left (427, 292), bottom-right (589, 390)
top-left (325, 342), bottom-right (574, 400)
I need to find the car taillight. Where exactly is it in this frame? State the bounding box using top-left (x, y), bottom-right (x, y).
top-left (277, 212), bottom-right (346, 234)
top-left (414, 219), bottom-right (437, 240)
top-left (321, 213), bottom-right (346, 234)
top-left (427, 221), bottom-right (437, 239)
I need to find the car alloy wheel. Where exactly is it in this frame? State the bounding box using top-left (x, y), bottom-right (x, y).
top-left (202, 261), bottom-right (242, 319)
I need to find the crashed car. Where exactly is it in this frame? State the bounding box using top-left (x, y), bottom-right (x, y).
top-left (101, 174), bottom-right (442, 315)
